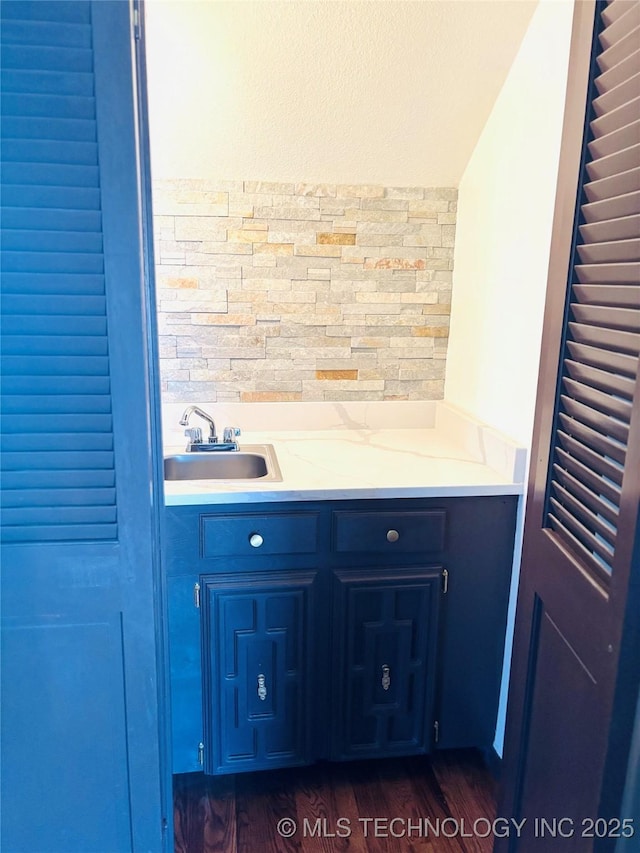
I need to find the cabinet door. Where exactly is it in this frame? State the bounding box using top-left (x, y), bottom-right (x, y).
top-left (202, 571), bottom-right (317, 774)
top-left (331, 568), bottom-right (441, 760)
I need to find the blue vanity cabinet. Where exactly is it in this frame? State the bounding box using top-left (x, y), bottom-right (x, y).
top-left (201, 570), bottom-right (318, 775)
top-left (165, 495), bottom-right (518, 777)
top-left (331, 567), bottom-right (441, 760)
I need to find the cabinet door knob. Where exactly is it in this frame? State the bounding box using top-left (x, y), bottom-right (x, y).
top-left (257, 673), bottom-right (267, 700)
top-left (386, 529), bottom-right (400, 543)
top-left (249, 533), bottom-right (264, 548)
top-left (381, 664), bottom-right (391, 691)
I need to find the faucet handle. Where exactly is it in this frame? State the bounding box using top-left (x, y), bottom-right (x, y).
top-left (222, 426), bottom-right (241, 444)
top-left (184, 427), bottom-right (202, 445)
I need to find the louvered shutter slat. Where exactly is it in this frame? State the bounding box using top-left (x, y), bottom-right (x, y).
top-left (1, 355), bottom-right (109, 375)
top-left (588, 118), bottom-right (640, 159)
top-left (1, 207), bottom-right (102, 232)
top-left (551, 482), bottom-right (617, 546)
top-left (564, 359), bottom-right (635, 398)
top-left (583, 166), bottom-right (640, 202)
top-left (570, 303), bottom-right (640, 331)
top-left (1, 486), bottom-right (115, 507)
top-left (1, 272), bottom-right (105, 295)
top-left (592, 72), bottom-right (640, 116)
top-left (549, 499), bottom-right (615, 564)
top-left (574, 262), bottom-right (640, 282)
top-left (579, 213), bottom-right (640, 242)
top-left (561, 394), bottom-right (630, 443)
top-left (2, 433), bottom-right (113, 452)
top-left (553, 464), bottom-right (619, 526)
top-left (594, 48), bottom-right (640, 95)
top-left (566, 339), bottom-right (637, 377)
top-left (600, 0), bottom-right (640, 43)
top-left (585, 142), bottom-right (640, 180)
top-left (569, 321), bottom-right (640, 354)
top-left (555, 446), bottom-right (622, 505)
top-left (576, 237), bottom-right (640, 262)
top-left (572, 283), bottom-right (640, 307)
top-left (558, 412), bottom-right (627, 464)
top-left (582, 188), bottom-right (640, 222)
top-left (597, 25), bottom-right (640, 72)
top-left (590, 97), bottom-right (640, 138)
top-left (545, 1), bottom-right (640, 578)
top-left (562, 376), bottom-right (632, 421)
top-left (0, 1), bottom-right (118, 543)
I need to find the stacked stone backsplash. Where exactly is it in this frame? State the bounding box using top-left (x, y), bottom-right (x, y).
top-left (154, 180), bottom-right (456, 402)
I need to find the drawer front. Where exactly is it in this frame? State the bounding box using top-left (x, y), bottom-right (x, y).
top-left (201, 512), bottom-right (319, 558)
top-left (333, 510), bottom-right (446, 554)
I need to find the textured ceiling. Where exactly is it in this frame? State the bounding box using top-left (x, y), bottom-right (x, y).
top-left (145, 0), bottom-right (540, 187)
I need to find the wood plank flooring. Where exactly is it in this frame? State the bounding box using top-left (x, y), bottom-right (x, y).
top-left (174, 749), bottom-right (498, 852)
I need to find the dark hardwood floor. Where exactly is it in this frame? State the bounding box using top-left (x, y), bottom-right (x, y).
top-left (174, 750), bottom-right (498, 852)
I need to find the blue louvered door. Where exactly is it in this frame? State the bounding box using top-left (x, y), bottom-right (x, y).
top-left (0, 2), bottom-right (167, 851)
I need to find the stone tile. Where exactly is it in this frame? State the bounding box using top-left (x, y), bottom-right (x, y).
top-left (362, 198), bottom-right (410, 211)
top-left (154, 179), bottom-right (456, 402)
top-left (442, 224), bottom-right (456, 247)
top-left (412, 326), bottom-right (449, 337)
top-left (253, 243), bottom-right (294, 256)
top-left (245, 181), bottom-right (295, 194)
top-left (295, 183), bottom-right (337, 197)
top-left (345, 209), bottom-right (408, 223)
top-left (315, 369), bottom-right (358, 380)
top-left (385, 187), bottom-right (426, 200)
top-left (227, 229), bottom-right (268, 243)
top-left (255, 206), bottom-right (321, 221)
top-left (241, 391), bottom-right (302, 402)
top-left (163, 276), bottom-right (199, 289)
top-left (191, 313), bottom-right (256, 325)
top-left (363, 258), bottom-right (426, 271)
top-left (308, 267), bottom-right (331, 280)
top-left (422, 304), bottom-right (451, 315)
top-left (317, 233), bottom-right (356, 245)
top-left (337, 185), bottom-right (385, 198)
top-left (294, 244), bottom-right (342, 257)
top-left (267, 291), bottom-right (316, 303)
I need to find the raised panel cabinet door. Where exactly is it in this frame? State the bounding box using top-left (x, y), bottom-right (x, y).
top-left (331, 568), bottom-right (441, 760)
top-left (202, 571), bottom-right (317, 774)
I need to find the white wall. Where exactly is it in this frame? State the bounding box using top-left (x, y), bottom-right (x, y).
top-left (445, 0), bottom-right (575, 754)
top-left (144, 0), bottom-right (536, 187)
top-left (445, 0), bottom-right (575, 447)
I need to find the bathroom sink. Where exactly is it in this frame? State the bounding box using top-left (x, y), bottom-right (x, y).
top-left (164, 444), bottom-right (282, 482)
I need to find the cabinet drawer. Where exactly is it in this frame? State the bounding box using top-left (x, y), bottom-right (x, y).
top-left (333, 510), bottom-right (446, 554)
top-left (201, 512), bottom-right (319, 558)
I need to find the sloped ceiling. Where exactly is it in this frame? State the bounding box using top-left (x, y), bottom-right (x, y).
top-left (145, 0), bottom-right (540, 187)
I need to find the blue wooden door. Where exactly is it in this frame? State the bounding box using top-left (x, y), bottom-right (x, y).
top-left (331, 568), bottom-right (441, 760)
top-left (0, 2), bottom-right (168, 850)
top-left (202, 571), bottom-right (317, 774)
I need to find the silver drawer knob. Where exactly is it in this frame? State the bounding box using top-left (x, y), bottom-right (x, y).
top-left (387, 529), bottom-right (400, 543)
top-left (249, 533), bottom-right (264, 548)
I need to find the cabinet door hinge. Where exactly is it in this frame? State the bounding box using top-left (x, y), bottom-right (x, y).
top-left (194, 582), bottom-right (201, 608)
top-left (197, 741), bottom-right (204, 766)
top-left (434, 720), bottom-right (440, 744)
top-left (441, 568), bottom-right (448, 595)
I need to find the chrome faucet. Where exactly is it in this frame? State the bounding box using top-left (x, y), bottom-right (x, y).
top-left (179, 406), bottom-right (217, 447)
top-left (179, 406), bottom-right (241, 451)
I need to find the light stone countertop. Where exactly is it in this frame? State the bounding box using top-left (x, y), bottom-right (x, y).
top-left (162, 401), bottom-right (527, 506)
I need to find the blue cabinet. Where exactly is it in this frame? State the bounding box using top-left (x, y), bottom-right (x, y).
top-left (202, 571), bottom-right (317, 774)
top-left (165, 495), bottom-right (518, 777)
top-left (331, 568), bottom-right (441, 760)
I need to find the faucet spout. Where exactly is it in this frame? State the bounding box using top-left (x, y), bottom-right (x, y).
top-left (179, 406), bottom-right (217, 443)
